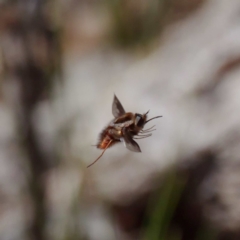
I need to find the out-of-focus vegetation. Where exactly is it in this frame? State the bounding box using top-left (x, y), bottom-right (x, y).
top-left (107, 0), bottom-right (204, 48)
top-left (143, 170), bottom-right (186, 240)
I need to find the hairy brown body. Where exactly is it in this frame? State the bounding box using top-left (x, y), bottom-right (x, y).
top-left (97, 113), bottom-right (135, 150)
top-left (97, 126), bottom-right (119, 149)
top-left (87, 95), bottom-right (161, 168)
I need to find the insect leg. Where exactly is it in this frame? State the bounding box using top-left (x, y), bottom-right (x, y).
top-left (87, 140), bottom-right (113, 168)
top-left (140, 129), bottom-right (156, 133)
top-left (122, 127), bottom-right (141, 152)
top-left (134, 133), bottom-right (152, 139)
top-left (134, 135), bottom-right (152, 139)
top-left (141, 125), bottom-right (156, 132)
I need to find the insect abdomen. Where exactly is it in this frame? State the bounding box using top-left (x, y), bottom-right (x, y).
top-left (97, 127), bottom-right (118, 149)
top-left (97, 136), bottom-right (112, 149)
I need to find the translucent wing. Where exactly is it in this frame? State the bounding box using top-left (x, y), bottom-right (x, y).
top-left (121, 128), bottom-right (141, 152)
top-left (112, 94), bottom-right (125, 118)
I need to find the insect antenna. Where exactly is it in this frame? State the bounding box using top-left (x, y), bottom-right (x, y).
top-left (87, 140), bottom-right (113, 168)
top-left (145, 116), bottom-right (162, 123)
top-left (145, 116), bottom-right (162, 124)
top-left (145, 110), bottom-right (150, 115)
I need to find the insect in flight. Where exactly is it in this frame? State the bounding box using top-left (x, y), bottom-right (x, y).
top-left (87, 95), bottom-right (162, 168)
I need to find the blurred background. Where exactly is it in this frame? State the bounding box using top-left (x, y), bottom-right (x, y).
top-left (1, 0), bottom-right (240, 239)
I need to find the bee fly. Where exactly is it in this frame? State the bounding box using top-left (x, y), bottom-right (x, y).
top-left (87, 95), bottom-right (162, 168)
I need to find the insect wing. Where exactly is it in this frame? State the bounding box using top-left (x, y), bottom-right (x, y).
top-left (112, 94), bottom-right (125, 118)
top-left (121, 128), bottom-right (141, 152)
